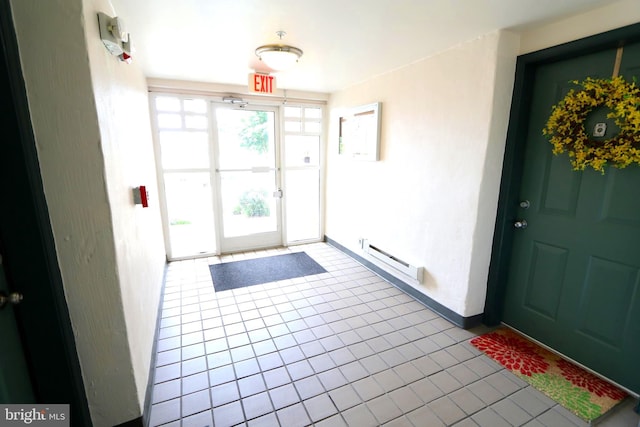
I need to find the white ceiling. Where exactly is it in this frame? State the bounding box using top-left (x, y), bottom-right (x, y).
top-left (110, 0), bottom-right (621, 93)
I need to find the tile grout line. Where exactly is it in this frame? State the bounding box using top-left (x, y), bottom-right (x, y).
top-left (149, 243), bottom-right (601, 427)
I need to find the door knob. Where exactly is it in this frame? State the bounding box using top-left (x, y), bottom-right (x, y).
top-left (0, 291), bottom-right (23, 309)
top-left (514, 220), bottom-right (528, 229)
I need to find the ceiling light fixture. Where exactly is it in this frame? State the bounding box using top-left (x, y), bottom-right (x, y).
top-left (255, 31), bottom-right (303, 71)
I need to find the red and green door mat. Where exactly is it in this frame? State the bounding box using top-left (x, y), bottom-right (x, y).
top-left (470, 328), bottom-right (628, 422)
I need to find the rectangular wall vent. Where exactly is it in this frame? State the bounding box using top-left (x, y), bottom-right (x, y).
top-left (360, 239), bottom-right (423, 284)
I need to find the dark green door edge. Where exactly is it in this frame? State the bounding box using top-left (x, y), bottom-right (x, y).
top-left (483, 21), bottom-right (640, 327)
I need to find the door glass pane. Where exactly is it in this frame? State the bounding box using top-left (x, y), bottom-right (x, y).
top-left (284, 121), bottom-right (301, 133)
top-left (285, 169), bottom-right (320, 241)
top-left (159, 131), bottom-right (209, 169)
top-left (164, 172), bottom-right (216, 257)
top-left (304, 107), bottom-right (322, 119)
top-left (284, 106), bottom-right (301, 118)
top-left (155, 96), bottom-right (181, 112)
top-left (304, 121), bottom-right (321, 133)
top-left (219, 171), bottom-right (277, 238)
top-left (184, 98), bottom-right (207, 113)
top-left (216, 109), bottom-right (276, 169)
top-left (185, 115), bottom-right (208, 129)
top-left (285, 135), bottom-right (320, 167)
top-left (157, 113), bottom-right (182, 129)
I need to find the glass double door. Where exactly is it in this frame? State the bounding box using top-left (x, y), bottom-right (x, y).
top-left (214, 106), bottom-right (282, 253)
top-left (154, 95), bottom-right (322, 259)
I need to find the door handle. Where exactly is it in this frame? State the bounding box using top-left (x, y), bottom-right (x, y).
top-left (514, 220), bottom-right (528, 229)
top-left (0, 291), bottom-right (23, 309)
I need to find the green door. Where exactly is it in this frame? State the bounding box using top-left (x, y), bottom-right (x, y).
top-left (0, 255), bottom-right (34, 402)
top-left (502, 42), bottom-right (640, 394)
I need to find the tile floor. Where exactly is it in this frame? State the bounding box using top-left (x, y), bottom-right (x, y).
top-left (148, 243), bottom-right (640, 427)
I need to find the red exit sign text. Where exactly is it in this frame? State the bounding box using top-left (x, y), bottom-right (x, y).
top-left (249, 73), bottom-right (276, 94)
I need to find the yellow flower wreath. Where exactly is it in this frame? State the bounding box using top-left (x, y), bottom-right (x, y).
top-left (543, 76), bottom-right (640, 173)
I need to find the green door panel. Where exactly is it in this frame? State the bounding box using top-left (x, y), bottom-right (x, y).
top-left (0, 258), bottom-right (34, 403)
top-left (502, 42), bottom-right (640, 394)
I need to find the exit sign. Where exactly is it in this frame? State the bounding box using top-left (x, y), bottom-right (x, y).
top-left (249, 73), bottom-right (276, 94)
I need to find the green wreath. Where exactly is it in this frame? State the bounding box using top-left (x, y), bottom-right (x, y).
top-left (543, 76), bottom-right (640, 173)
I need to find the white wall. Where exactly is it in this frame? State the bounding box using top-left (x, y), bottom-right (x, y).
top-left (520, 0), bottom-right (640, 54)
top-left (10, 0), bottom-right (165, 425)
top-left (83, 0), bottom-right (166, 421)
top-left (326, 31), bottom-right (520, 318)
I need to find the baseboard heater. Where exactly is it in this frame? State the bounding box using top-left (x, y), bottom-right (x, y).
top-left (360, 239), bottom-right (423, 284)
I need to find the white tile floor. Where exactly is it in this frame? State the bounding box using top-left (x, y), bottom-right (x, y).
top-left (148, 242), bottom-right (640, 427)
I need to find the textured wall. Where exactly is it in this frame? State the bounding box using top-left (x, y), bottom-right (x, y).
top-left (326, 31), bottom-right (519, 317)
top-left (82, 0), bottom-right (166, 419)
top-left (10, 0), bottom-right (165, 425)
